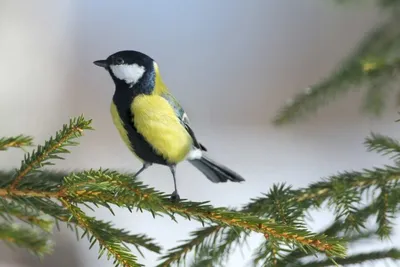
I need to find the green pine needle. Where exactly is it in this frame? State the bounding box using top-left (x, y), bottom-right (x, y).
top-left (297, 248), bottom-right (400, 267)
top-left (60, 169), bottom-right (347, 260)
top-left (365, 132), bottom-right (400, 161)
top-left (0, 193), bottom-right (162, 258)
top-left (0, 135), bottom-right (33, 151)
top-left (375, 184), bottom-right (395, 239)
top-left (89, 219), bottom-right (162, 255)
top-left (156, 225), bottom-right (224, 267)
top-left (0, 198), bottom-right (54, 232)
top-left (187, 227), bottom-right (248, 267)
top-left (61, 199), bottom-right (143, 267)
top-left (0, 222), bottom-right (53, 257)
top-left (276, 203), bottom-right (381, 266)
top-left (10, 115), bottom-right (93, 190)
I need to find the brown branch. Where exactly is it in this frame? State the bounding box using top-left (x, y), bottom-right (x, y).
top-left (0, 189), bottom-right (59, 198)
top-left (64, 177), bottom-right (336, 251)
top-left (296, 175), bottom-right (400, 202)
top-left (1, 141), bottom-right (22, 149)
top-left (0, 186), bottom-right (335, 253)
top-left (0, 169), bottom-right (347, 259)
top-left (0, 136), bottom-right (33, 151)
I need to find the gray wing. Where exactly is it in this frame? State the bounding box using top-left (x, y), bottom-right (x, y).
top-left (161, 92), bottom-right (207, 151)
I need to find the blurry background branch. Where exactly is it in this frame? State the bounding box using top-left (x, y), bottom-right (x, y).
top-left (0, 135), bottom-right (33, 151)
top-left (274, 0), bottom-right (400, 125)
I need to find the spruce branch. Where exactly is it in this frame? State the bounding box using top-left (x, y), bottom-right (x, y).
top-left (187, 227), bottom-right (249, 267)
top-left (276, 203), bottom-right (381, 266)
top-left (334, 0), bottom-right (400, 8)
top-left (365, 132), bottom-right (400, 161)
top-left (361, 74), bottom-right (392, 116)
top-left (18, 195), bottom-right (162, 259)
top-left (1, 117), bottom-right (165, 266)
top-left (0, 135), bottom-right (33, 151)
top-left (0, 222), bottom-right (52, 256)
top-left (252, 238), bottom-right (287, 267)
top-left (10, 115), bottom-right (93, 190)
top-left (0, 174), bottom-right (163, 265)
top-left (187, 258), bottom-right (214, 267)
top-left (298, 248), bottom-right (400, 267)
top-left (375, 181), bottom-right (397, 239)
top-left (0, 198), bottom-right (54, 232)
top-left (244, 167), bottom-right (400, 219)
top-left (273, 13), bottom-right (400, 125)
top-left (0, 167), bottom-right (347, 265)
top-left (83, 219), bottom-right (162, 256)
top-left (161, 183), bottom-right (332, 266)
top-left (41, 168), bottom-right (343, 258)
top-left (61, 170), bottom-right (346, 258)
top-left (328, 180), bottom-right (363, 233)
top-left (249, 184), bottom-right (307, 266)
top-left (173, 132), bottom-right (400, 266)
top-left (156, 225), bottom-right (224, 267)
top-left (60, 198), bottom-right (143, 267)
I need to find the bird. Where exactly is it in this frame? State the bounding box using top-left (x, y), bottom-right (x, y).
top-left (93, 50), bottom-right (245, 201)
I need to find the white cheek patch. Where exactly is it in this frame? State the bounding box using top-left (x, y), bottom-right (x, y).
top-left (110, 64), bottom-right (146, 85)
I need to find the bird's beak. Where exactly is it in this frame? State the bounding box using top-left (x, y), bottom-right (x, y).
top-left (93, 59), bottom-right (108, 68)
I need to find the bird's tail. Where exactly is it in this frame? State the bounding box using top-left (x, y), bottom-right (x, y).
top-left (188, 155), bottom-right (245, 183)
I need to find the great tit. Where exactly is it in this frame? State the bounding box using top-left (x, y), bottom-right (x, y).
top-left (93, 50), bottom-right (245, 201)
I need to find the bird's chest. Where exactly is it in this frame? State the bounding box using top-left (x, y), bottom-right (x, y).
top-left (111, 93), bottom-right (192, 164)
top-left (110, 94), bottom-right (166, 164)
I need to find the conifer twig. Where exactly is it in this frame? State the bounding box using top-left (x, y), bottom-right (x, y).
top-left (0, 169), bottom-right (347, 261)
top-left (365, 132), bottom-right (400, 161)
top-left (9, 115), bottom-right (93, 190)
top-left (60, 198), bottom-right (143, 267)
top-left (298, 248), bottom-right (400, 267)
top-left (0, 222), bottom-right (52, 256)
top-left (167, 133), bottom-right (400, 266)
top-left (0, 198), bottom-right (54, 232)
top-left (156, 225), bottom-right (223, 266)
top-left (61, 170), bottom-right (347, 258)
top-left (0, 135), bottom-right (33, 151)
top-left (273, 14), bottom-right (400, 126)
top-left (276, 202), bottom-right (380, 266)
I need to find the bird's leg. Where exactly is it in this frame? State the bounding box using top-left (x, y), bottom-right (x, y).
top-left (133, 162), bottom-right (152, 178)
top-left (169, 165), bottom-right (180, 202)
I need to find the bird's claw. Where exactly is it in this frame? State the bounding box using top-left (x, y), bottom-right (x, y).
top-left (170, 191), bottom-right (180, 202)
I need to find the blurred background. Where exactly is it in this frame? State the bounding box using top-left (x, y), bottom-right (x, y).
top-left (0, 0), bottom-right (399, 266)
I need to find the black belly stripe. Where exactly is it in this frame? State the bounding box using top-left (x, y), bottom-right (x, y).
top-left (113, 93), bottom-right (168, 165)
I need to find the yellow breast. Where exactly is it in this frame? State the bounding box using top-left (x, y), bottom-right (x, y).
top-left (131, 94), bottom-right (192, 164)
top-left (110, 102), bottom-right (144, 162)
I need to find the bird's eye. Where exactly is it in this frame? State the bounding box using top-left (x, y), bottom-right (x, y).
top-left (115, 57), bottom-right (124, 64)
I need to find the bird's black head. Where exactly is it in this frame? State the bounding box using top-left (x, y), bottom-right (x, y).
top-left (93, 50), bottom-right (155, 89)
